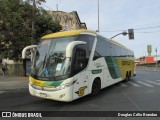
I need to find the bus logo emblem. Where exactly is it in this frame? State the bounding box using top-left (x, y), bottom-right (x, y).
top-left (75, 86), bottom-right (87, 97)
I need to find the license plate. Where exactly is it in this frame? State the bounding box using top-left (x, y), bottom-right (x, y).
top-left (39, 93), bottom-right (47, 98)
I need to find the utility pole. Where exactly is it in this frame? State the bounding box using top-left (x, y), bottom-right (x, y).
top-left (110, 29), bottom-right (134, 40)
top-left (97, 0), bottom-right (100, 32)
top-left (155, 48), bottom-right (157, 67)
top-left (56, 4), bottom-right (58, 11)
top-left (31, 0), bottom-right (36, 45)
top-left (110, 31), bottom-right (127, 39)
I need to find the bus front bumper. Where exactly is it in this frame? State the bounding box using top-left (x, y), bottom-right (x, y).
top-left (29, 83), bottom-right (73, 102)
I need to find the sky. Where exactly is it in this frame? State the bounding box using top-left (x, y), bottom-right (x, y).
top-left (42, 0), bottom-right (160, 58)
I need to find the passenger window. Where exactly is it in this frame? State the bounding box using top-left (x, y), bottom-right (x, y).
top-left (73, 45), bottom-right (88, 75)
top-left (77, 34), bottom-right (95, 58)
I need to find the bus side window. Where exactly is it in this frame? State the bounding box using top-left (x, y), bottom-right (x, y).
top-left (73, 45), bottom-right (87, 75)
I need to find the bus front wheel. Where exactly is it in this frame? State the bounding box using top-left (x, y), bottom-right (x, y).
top-left (91, 79), bottom-right (101, 96)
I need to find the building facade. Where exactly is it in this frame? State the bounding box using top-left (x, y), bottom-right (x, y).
top-left (48, 11), bottom-right (87, 31)
top-left (135, 55), bottom-right (160, 67)
top-left (139, 56), bottom-right (154, 63)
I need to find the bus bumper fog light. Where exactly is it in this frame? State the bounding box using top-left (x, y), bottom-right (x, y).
top-left (59, 94), bottom-right (65, 98)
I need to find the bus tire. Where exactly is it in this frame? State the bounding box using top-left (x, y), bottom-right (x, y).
top-left (91, 79), bottom-right (101, 96)
top-left (126, 73), bottom-right (130, 81)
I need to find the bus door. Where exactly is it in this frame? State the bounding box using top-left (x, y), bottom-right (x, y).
top-left (72, 45), bottom-right (89, 99)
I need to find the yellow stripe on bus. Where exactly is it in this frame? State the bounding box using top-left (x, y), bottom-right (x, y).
top-left (29, 76), bottom-right (45, 86)
top-left (41, 30), bottom-right (96, 39)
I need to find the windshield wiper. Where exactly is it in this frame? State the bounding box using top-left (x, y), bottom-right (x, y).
top-left (35, 53), bottom-right (48, 76)
top-left (54, 74), bottom-right (69, 80)
top-left (42, 53), bottom-right (48, 69)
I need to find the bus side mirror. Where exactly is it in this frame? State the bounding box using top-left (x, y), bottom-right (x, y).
top-left (66, 41), bottom-right (86, 58)
top-left (22, 45), bottom-right (37, 59)
top-left (22, 45), bottom-right (37, 76)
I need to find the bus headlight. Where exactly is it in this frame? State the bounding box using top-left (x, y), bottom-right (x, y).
top-left (56, 82), bottom-right (73, 90)
top-left (57, 85), bottom-right (65, 90)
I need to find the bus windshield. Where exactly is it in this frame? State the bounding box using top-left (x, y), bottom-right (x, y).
top-left (31, 36), bottom-right (76, 80)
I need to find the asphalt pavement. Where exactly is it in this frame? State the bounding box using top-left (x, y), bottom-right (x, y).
top-left (0, 75), bottom-right (28, 91)
top-left (0, 70), bottom-right (160, 119)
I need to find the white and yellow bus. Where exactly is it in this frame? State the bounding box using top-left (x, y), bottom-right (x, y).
top-left (22, 30), bottom-right (135, 102)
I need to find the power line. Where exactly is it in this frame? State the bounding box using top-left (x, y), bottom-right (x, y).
top-left (100, 25), bottom-right (160, 33)
top-left (41, 3), bottom-right (54, 11)
top-left (134, 26), bottom-right (160, 30)
top-left (100, 29), bottom-right (125, 32)
top-left (136, 31), bottom-right (160, 33)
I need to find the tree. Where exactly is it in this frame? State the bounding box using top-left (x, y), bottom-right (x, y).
top-left (34, 8), bottom-right (62, 44)
top-left (0, 0), bottom-right (62, 61)
top-left (26, 0), bottom-right (46, 5)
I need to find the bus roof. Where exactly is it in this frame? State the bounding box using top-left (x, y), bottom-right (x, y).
top-left (111, 40), bottom-right (126, 48)
top-left (96, 34), bottom-right (133, 52)
top-left (111, 40), bottom-right (133, 52)
top-left (41, 30), bottom-right (133, 53)
top-left (41, 30), bottom-right (96, 39)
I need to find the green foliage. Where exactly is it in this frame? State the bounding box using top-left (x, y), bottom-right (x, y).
top-left (0, 0), bottom-right (62, 61)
